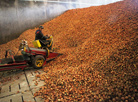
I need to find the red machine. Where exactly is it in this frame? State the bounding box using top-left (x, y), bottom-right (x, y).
top-left (0, 37), bottom-right (61, 71)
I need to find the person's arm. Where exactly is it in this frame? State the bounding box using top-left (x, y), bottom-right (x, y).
top-left (40, 32), bottom-right (45, 39)
top-left (42, 35), bottom-right (50, 40)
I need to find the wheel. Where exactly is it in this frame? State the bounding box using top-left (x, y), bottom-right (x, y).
top-left (33, 55), bottom-right (45, 69)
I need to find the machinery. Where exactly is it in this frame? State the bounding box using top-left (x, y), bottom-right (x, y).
top-left (0, 36), bottom-right (60, 71)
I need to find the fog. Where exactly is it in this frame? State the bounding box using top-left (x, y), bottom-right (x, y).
top-left (0, 0), bottom-right (122, 44)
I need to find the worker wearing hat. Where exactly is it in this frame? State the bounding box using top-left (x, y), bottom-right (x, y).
top-left (35, 26), bottom-right (49, 40)
top-left (35, 26), bottom-right (52, 49)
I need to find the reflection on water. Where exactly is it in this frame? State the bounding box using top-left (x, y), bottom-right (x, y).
top-left (0, 0), bottom-right (122, 44)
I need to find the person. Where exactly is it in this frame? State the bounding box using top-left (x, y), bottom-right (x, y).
top-left (35, 26), bottom-right (48, 40)
top-left (35, 26), bottom-right (52, 50)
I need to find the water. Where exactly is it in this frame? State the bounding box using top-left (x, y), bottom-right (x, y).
top-left (0, 0), bottom-right (122, 44)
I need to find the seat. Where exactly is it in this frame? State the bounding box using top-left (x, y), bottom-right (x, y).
top-left (32, 39), bottom-right (52, 50)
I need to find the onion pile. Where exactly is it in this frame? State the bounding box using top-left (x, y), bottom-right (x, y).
top-left (0, 0), bottom-right (138, 101)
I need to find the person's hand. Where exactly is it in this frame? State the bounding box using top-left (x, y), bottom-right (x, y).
top-left (46, 35), bottom-right (50, 39)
